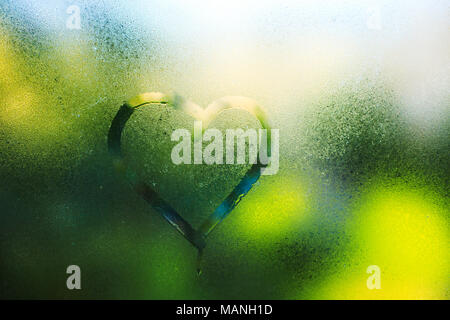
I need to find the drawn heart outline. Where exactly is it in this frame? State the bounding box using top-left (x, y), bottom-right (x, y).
top-left (108, 92), bottom-right (272, 273)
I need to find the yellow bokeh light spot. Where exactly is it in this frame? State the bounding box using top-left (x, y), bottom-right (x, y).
top-left (1, 87), bottom-right (40, 122)
top-left (313, 275), bottom-right (444, 300)
top-left (357, 188), bottom-right (448, 281)
top-left (308, 178), bottom-right (448, 299)
top-left (233, 174), bottom-right (308, 239)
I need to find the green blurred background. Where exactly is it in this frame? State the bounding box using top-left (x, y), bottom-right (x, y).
top-left (0, 0), bottom-right (448, 299)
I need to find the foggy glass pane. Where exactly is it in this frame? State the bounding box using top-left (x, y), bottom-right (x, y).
top-left (0, 0), bottom-right (448, 299)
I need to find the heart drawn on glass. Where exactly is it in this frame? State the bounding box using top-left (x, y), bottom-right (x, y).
top-left (108, 92), bottom-right (273, 274)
